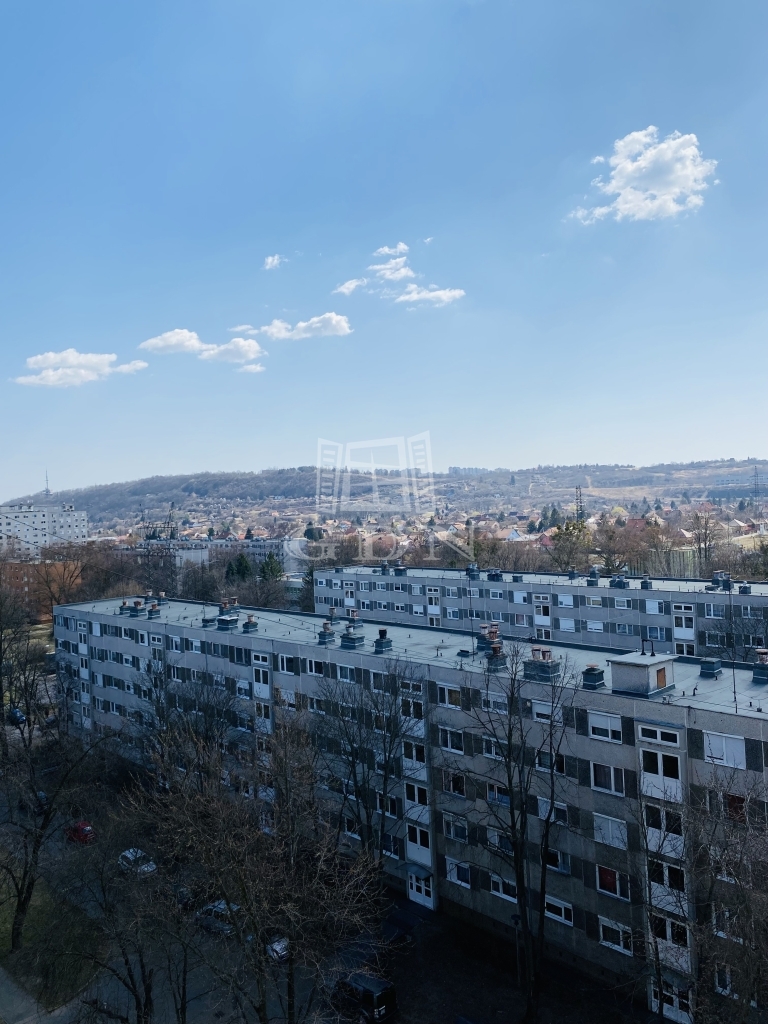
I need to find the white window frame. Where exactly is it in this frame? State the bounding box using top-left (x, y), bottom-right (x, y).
top-left (638, 725), bottom-right (679, 746)
top-left (704, 603), bottom-right (725, 619)
top-left (614, 597), bottom-right (631, 610)
top-left (489, 589), bottom-right (503, 600)
top-left (588, 711), bottom-right (622, 743)
top-left (556, 593), bottom-right (574, 608)
top-left (490, 873), bottom-right (517, 902)
top-left (558, 618), bottom-right (576, 632)
top-left (446, 587), bottom-right (459, 598)
top-left (445, 857), bottom-right (471, 888)
top-left (586, 620), bottom-right (604, 632)
top-left (544, 896), bottom-right (573, 925)
top-left (704, 731), bottom-right (746, 770)
top-left (599, 918), bottom-right (633, 955)
top-left (592, 762), bottom-right (625, 795)
top-left (593, 813), bottom-right (627, 849)
top-left (596, 864), bottom-right (630, 901)
top-left (443, 813), bottom-right (468, 843)
top-left (438, 684), bottom-right (462, 708)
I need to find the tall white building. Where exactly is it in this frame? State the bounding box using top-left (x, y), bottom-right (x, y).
top-left (0, 503), bottom-right (88, 556)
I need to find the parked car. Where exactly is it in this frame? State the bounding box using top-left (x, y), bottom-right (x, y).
top-left (118, 848), bottom-right (157, 877)
top-left (7, 707), bottom-right (26, 726)
top-left (331, 974), bottom-right (398, 1023)
top-left (196, 900), bottom-right (241, 937)
top-left (66, 820), bottom-right (96, 844)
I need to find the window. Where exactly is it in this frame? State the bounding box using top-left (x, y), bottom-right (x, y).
top-left (445, 608), bottom-right (460, 619)
top-left (490, 589), bottom-right (503, 600)
top-left (639, 726), bottom-right (679, 745)
top-left (712, 905), bottom-right (742, 942)
top-left (644, 804), bottom-right (682, 836)
top-left (559, 618), bottom-right (576, 632)
top-left (514, 613), bottom-right (527, 626)
top-left (536, 628), bottom-right (552, 641)
top-left (544, 896), bottom-right (573, 925)
top-left (169, 636), bottom-right (181, 652)
top-left (381, 833), bottom-right (398, 858)
top-left (586, 596), bottom-right (602, 608)
top-left (279, 654), bottom-right (295, 674)
top-left (401, 695), bottom-right (423, 719)
top-left (359, 581), bottom-right (370, 592)
top-left (537, 798), bottom-right (568, 824)
top-left (487, 782), bottom-right (510, 806)
top-left (443, 772), bottom-right (465, 797)
top-left (614, 597), bottom-right (631, 610)
top-left (705, 603), bottom-right (725, 619)
top-left (599, 919), bottom-right (633, 955)
top-left (484, 736), bottom-right (505, 760)
top-left (592, 763), bottom-right (625, 795)
top-left (587, 620), bottom-right (604, 632)
top-left (344, 816), bottom-right (360, 837)
top-left (468, 587), bottom-right (479, 598)
top-left (597, 865), bottom-right (630, 900)
top-left (647, 626), bottom-right (665, 641)
top-left (646, 600), bottom-right (663, 615)
top-left (404, 782), bottom-right (428, 806)
top-left (648, 859), bottom-right (685, 892)
top-left (706, 632), bottom-right (727, 648)
top-left (673, 613), bottom-right (694, 629)
top-left (672, 603), bottom-right (693, 614)
top-left (308, 696), bottom-right (325, 713)
top-left (360, 600), bottom-right (371, 610)
top-left (534, 599), bottom-right (550, 617)
top-left (491, 874), bottom-right (517, 902)
top-left (741, 604), bottom-right (758, 618)
top-left (616, 623), bottom-right (630, 635)
top-left (488, 829), bottom-right (513, 853)
top-left (704, 732), bottom-right (746, 770)
top-left (407, 822), bottom-right (430, 848)
top-left (650, 914), bottom-right (688, 948)
top-left (536, 749), bottom-right (565, 774)
top-left (394, 603), bottom-right (405, 612)
top-left (594, 813), bottom-right (627, 849)
top-left (443, 814), bottom-right (468, 842)
top-left (589, 711), bottom-right (622, 742)
top-left (557, 594), bottom-right (574, 608)
top-left (675, 642), bottom-right (696, 656)
top-left (412, 605), bottom-right (425, 616)
top-left (513, 591), bottom-right (527, 604)
top-left (394, 583), bottom-right (406, 592)
top-left (338, 665), bottom-right (355, 682)
top-left (332, 580), bottom-right (341, 590)
top-left (446, 858), bottom-right (471, 887)
top-left (440, 728), bottom-right (464, 752)
top-left (446, 587), bottom-right (458, 598)
top-left (438, 684), bottom-right (462, 707)
top-left (403, 740), bottom-right (426, 763)
top-left (236, 681), bottom-right (251, 699)
top-left (544, 848), bottom-right (570, 873)
top-left (641, 749), bottom-right (680, 780)
top-left (532, 700), bottom-right (561, 724)
top-left (411, 585), bottom-right (423, 596)
top-left (376, 582), bottom-right (387, 591)
top-left (306, 659), bottom-right (323, 675)
top-left (481, 690), bottom-right (509, 714)
top-left (377, 793), bottom-right (398, 817)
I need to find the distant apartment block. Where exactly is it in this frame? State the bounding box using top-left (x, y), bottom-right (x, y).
top-left (0, 503), bottom-right (88, 556)
top-left (315, 563), bottom-right (768, 661)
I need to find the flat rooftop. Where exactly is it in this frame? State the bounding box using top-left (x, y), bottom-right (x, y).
top-left (325, 565), bottom-right (768, 597)
top-left (60, 597), bottom-right (768, 721)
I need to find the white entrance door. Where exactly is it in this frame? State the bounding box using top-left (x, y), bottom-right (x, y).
top-left (408, 872), bottom-right (433, 908)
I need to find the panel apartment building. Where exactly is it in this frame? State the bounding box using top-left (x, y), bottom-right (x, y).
top-left (314, 562), bottom-right (768, 661)
top-left (0, 503), bottom-right (88, 556)
top-left (53, 594), bottom-right (768, 1021)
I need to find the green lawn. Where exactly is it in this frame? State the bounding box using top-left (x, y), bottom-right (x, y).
top-left (0, 876), bottom-right (105, 1009)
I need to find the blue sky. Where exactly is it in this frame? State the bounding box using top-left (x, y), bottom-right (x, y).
top-left (2, 1), bottom-right (767, 498)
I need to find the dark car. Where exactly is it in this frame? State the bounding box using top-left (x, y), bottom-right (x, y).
top-left (7, 707), bottom-right (26, 727)
top-left (66, 820), bottom-right (96, 844)
top-left (331, 974), bottom-right (398, 1023)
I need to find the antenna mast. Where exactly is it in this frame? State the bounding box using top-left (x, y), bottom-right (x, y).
top-left (576, 485), bottom-right (585, 522)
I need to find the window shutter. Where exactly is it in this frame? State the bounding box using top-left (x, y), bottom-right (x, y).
top-left (584, 910), bottom-right (599, 939)
top-left (620, 717), bottom-right (635, 746)
top-left (564, 755), bottom-right (578, 780)
top-left (562, 706), bottom-right (575, 729)
top-left (624, 769), bottom-right (638, 799)
top-left (300, 658), bottom-right (307, 674)
top-left (526, 614), bottom-right (534, 627)
top-left (272, 653), bottom-right (279, 671)
top-left (551, 594), bottom-right (558, 607)
top-left (427, 680), bottom-right (438, 704)
top-left (640, 625), bottom-right (648, 640)
top-left (552, 617), bottom-right (560, 630)
top-left (429, 723), bottom-right (440, 747)
top-left (293, 659), bottom-right (301, 676)
top-left (575, 708), bottom-right (589, 736)
top-left (638, 599), bottom-right (646, 613)
top-left (330, 663), bottom-right (338, 680)
top-left (354, 666), bottom-right (363, 684)
top-left (577, 758), bottom-right (591, 787)
top-left (437, 855), bottom-right (447, 879)
top-left (362, 669), bottom-right (371, 688)
top-left (566, 804), bottom-right (580, 829)
top-left (463, 730), bottom-right (477, 756)
top-left (460, 687), bottom-right (472, 712)
top-left (745, 738), bottom-right (763, 773)
top-left (697, 630), bottom-right (706, 646)
top-left (626, 822), bottom-right (641, 853)
top-left (601, 596), bottom-right (608, 608)
top-left (478, 868), bottom-right (491, 892)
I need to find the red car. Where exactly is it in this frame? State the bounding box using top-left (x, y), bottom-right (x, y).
top-left (66, 821), bottom-right (96, 844)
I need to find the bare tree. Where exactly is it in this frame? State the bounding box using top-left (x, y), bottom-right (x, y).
top-left (459, 640), bottom-right (579, 1022)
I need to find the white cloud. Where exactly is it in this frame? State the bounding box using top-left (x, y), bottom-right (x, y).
top-left (372, 242), bottom-right (408, 256)
top-left (229, 323), bottom-right (253, 332)
top-left (259, 312), bottom-right (352, 340)
top-left (395, 284), bottom-right (465, 306)
top-left (199, 337), bottom-right (268, 363)
top-left (263, 254), bottom-right (285, 270)
top-left (368, 256), bottom-right (415, 281)
top-left (238, 363), bottom-right (266, 374)
top-left (573, 126), bottom-right (718, 224)
top-left (423, 236), bottom-right (434, 244)
top-left (15, 349), bottom-right (148, 388)
top-left (332, 278), bottom-right (367, 296)
top-left (139, 328), bottom-right (209, 354)
top-left (590, 155), bottom-right (605, 165)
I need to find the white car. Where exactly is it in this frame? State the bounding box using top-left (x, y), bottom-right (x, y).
top-left (118, 848), bottom-right (157, 877)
